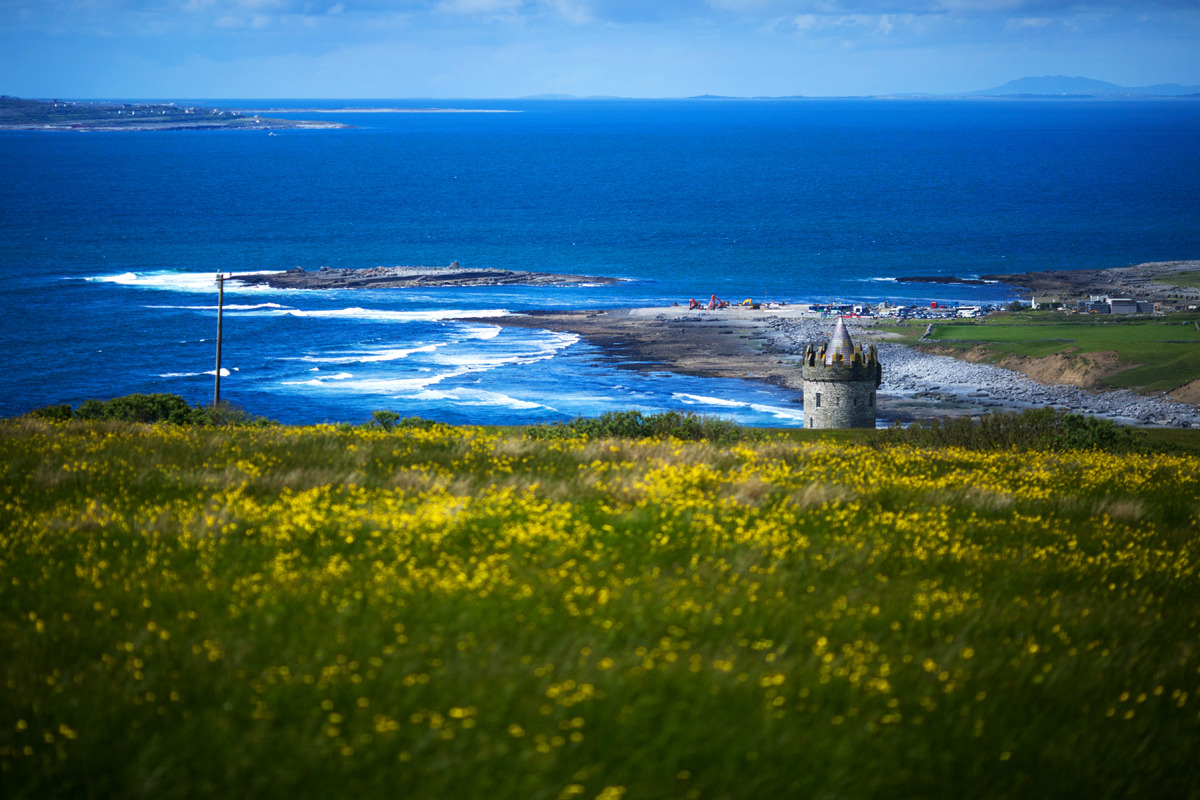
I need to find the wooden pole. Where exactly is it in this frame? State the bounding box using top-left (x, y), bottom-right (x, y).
top-left (214, 273), bottom-right (225, 407)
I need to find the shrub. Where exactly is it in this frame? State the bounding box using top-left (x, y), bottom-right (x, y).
top-left (38, 395), bottom-right (274, 427)
top-left (371, 410), bottom-right (402, 431)
top-left (874, 408), bottom-right (1144, 452)
top-left (197, 402), bottom-right (276, 428)
top-left (25, 404), bottom-right (73, 422)
top-left (74, 393), bottom-right (203, 425)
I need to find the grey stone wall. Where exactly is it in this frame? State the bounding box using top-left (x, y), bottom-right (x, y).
top-left (803, 376), bottom-right (877, 429)
top-left (801, 345), bottom-right (882, 429)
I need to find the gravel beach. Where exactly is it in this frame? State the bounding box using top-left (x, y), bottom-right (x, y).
top-left (488, 306), bottom-right (1200, 428)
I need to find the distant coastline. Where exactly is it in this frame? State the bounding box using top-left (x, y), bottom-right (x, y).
top-left (0, 96), bottom-right (349, 132)
top-left (238, 107), bottom-right (521, 114)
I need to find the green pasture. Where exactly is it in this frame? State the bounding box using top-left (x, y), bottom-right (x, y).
top-left (885, 312), bottom-right (1200, 393)
top-left (1163, 271), bottom-right (1200, 290)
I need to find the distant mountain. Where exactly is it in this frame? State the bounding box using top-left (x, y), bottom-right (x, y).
top-left (967, 76), bottom-right (1200, 97)
top-left (519, 94), bottom-right (628, 100)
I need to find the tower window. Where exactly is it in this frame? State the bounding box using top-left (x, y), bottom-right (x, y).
top-left (815, 393), bottom-right (821, 408)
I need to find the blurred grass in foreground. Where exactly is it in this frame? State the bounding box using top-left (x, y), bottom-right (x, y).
top-left (2, 418), bottom-right (1199, 799)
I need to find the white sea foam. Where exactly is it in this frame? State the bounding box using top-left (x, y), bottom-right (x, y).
top-left (282, 369), bottom-right (468, 393)
top-left (159, 367), bottom-right (232, 378)
top-left (88, 270), bottom-right (273, 293)
top-left (431, 331), bottom-right (578, 370)
top-left (463, 325), bottom-right (503, 340)
top-left (674, 393), bottom-right (742, 408)
top-left (747, 403), bottom-right (806, 422)
top-left (291, 343), bottom-right (443, 364)
top-left (433, 352), bottom-right (548, 368)
top-left (414, 388), bottom-right (554, 411)
top-left (673, 393), bottom-right (806, 423)
top-left (147, 303), bottom-right (288, 311)
top-left (274, 307), bottom-right (509, 322)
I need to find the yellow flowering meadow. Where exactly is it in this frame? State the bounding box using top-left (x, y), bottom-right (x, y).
top-left (2, 418), bottom-right (1199, 799)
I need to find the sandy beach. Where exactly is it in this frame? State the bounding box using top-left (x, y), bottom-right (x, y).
top-left (476, 305), bottom-right (1200, 427)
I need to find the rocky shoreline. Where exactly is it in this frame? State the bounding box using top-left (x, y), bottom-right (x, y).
top-left (896, 260), bottom-right (1200, 308)
top-left (753, 314), bottom-right (1200, 427)
top-left (482, 307), bottom-right (1200, 428)
top-left (231, 265), bottom-right (619, 290)
top-left (0, 96), bottom-right (348, 132)
top-left (989, 260), bottom-right (1200, 305)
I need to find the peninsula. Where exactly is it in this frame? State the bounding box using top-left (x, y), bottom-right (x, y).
top-left (0, 96), bottom-right (349, 131)
top-left (460, 260), bottom-right (1200, 427)
top-left (230, 264), bottom-right (619, 290)
top-left (982, 260), bottom-right (1200, 304)
top-left (898, 260), bottom-right (1200, 306)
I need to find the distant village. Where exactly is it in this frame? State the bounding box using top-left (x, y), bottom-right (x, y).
top-left (807, 294), bottom-right (1172, 320)
top-left (686, 291), bottom-right (1181, 319)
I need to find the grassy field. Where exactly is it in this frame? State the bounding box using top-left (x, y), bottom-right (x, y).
top-left (880, 311), bottom-right (1200, 393)
top-left (1165, 271), bottom-right (1200, 291)
top-left (3, 419), bottom-right (1200, 799)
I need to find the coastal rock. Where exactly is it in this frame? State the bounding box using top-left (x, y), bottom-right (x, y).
top-left (231, 265), bottom-right (619, 290)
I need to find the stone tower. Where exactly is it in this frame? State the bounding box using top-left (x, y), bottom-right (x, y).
top-left (802, 317), bottom-right (882, 429)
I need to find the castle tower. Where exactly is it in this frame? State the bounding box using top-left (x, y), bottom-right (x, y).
top-left (802, 317), bottom-right (882, 429)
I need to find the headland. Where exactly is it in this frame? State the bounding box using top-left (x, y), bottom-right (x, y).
top-left (0, 96), bottom-right (349, 132)
top-left (472, 305), bottom-right (1200, 427)
top-left (462, 259), bottom-right (1200, 427)
top-left (231, 264), bottom-right (619, 290)
top-left (903, 259), bottom-right (1200, 308)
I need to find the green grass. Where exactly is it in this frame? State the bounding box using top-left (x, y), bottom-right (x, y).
top-left (921, 312), bottom-right (1200, 392)
top-left (3, 419), bottom-right (1200, 799)
top-left (1163, 271), bottom-right (1200, 291)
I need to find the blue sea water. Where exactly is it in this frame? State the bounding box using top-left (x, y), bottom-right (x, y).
top-left (2, 99), bottom-right (1199, 425)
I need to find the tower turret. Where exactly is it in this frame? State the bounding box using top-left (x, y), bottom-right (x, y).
top-left (802, 317), bottom-right (882, 429)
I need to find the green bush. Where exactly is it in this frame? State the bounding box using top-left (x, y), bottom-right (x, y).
top-left (74, 393), bottom-right (203, 425)
top-left (197, 402), bottom-right (276, 428)
top-left (371, 410), bottom-right (402, 431)
top-left (874, 408), bottom-right (1144, 452)
top-left (25, 404), bottom-right (73, 422)
top-left (35, 395), bottom-right (273, 428)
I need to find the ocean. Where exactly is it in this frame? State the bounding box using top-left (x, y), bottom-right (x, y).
top-left (2, 99), bottom-right (1198, 425)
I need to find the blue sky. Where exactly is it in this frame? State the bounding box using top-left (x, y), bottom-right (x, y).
top-left (2, 0), bottom-right (1199, 99)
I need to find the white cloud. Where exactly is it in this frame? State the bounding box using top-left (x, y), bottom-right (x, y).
top-left (542, 0), bottom-right (595, 24)
top-left (1, 0), bottom-right (1198, 97)
top-left (235, 0), bottom-right (287, 10)
top-left (436, 0), bottom-right (524, 16)
top-left (1006, 15), bottom-right (1053, 28)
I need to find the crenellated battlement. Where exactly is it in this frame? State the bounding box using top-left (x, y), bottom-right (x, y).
top-left (802, 318), bottom-right (883, 429)
top-left (801, 342), bottom-right (882, 381)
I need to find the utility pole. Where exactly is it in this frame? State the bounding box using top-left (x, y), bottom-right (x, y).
top-left (214, 272), bottom-right (226, 407)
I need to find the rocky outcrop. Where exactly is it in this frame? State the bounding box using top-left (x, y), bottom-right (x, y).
top-left (982, 260), bottom-right (1200, 305)
top-left (232, 265), bottom-right (619, 290)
